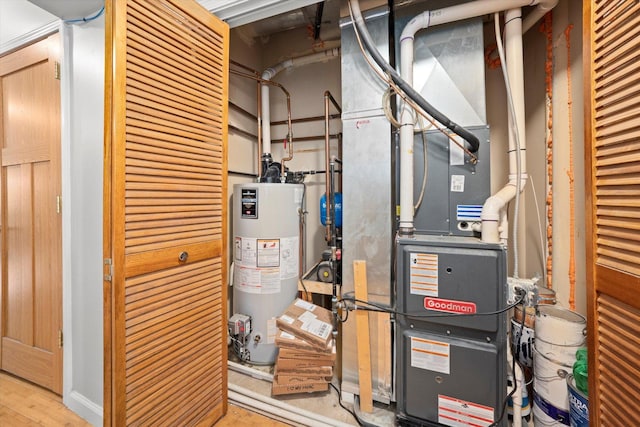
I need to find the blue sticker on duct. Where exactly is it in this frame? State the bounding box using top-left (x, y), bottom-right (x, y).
top-left (456, 205), bottom-right (482, 221)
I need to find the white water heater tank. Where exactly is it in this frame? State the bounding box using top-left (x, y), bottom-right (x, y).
top-left (232, 183), bottom-right (303, 364)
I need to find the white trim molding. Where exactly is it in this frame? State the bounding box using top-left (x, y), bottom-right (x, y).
top-left (0, 20), bottom-right (59, 55)
top-left (64, 391), bottom-right (103, 427)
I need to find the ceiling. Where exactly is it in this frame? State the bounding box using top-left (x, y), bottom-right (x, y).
top-left (235, 0), bottom-right (341, 39)
top-left (27, 0), bottom-right (103, 20)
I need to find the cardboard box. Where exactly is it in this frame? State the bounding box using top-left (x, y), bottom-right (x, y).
top-left (278, 346), bottom-right (336, 362)
top-left (271, 377), bottom-right (329, 396)
top-left (274, 367), bottom-right (332, 385)
top-left (274, 363), bottom-right (333, 376)
top-left (276, 329), bottom-right (334, 353)
top-left (276, 299), bottom-right (333, 348)
top-left (275, 356), bottom-right (335, 370)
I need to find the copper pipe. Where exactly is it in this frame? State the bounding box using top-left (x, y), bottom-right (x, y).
top-left (230, 59), bottom-right (260, 76)
top-left (338, 133), bottom-right (343, 192)
top-left (324, 93), bottom-right (331, 241)
top-left (279, 94), bottom-right (294, 181)
top-left (256, 80), bottom-right (262, 179)
top-left (323, 91), bottom-right (342, 242)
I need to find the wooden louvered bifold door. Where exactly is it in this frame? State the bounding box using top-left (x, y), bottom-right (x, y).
top-left (103, 0), bottom-right (229, 425)
top-left (584, 1), bottom-right (640, 426)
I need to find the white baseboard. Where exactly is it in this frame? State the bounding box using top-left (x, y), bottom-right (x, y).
top-left (64, 391), bottom-right (103, 427)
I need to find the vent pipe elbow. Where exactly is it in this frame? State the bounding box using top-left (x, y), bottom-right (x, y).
top-left (480, 174), bottom-right (527, 244)
top-left (523, 0), bottom-right (559, 33)
top-left (260, 48), bottom-right (341, 159)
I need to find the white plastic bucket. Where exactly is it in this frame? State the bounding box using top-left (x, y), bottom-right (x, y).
top-left (533, 402), bottom-right (563, 426)
top-left (535, 306), bottom-right (586, 346)
top-left (535, 335), bottom-right (583, 368)
top-left (533, 347), bottom-right (571, 425)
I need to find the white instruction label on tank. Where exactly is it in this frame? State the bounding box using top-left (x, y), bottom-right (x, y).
top-left (279, 237), bottom-right (299, 279)
top-left (233, 266), bottom-right (281, 294)
top-left (410, 337), bottom-right (450, 375)
top-left (257, 239), bottom-right (280, 267)
top-left (235, 237), bottom-right (257, 267)
top-left (409, 253), bottom-right (439, 296)
top-left (437, 394), bottom-right (494, 427)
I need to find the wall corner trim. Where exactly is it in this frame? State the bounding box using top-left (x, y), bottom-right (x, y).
top-left (64, 390), bottom-right (103, 427)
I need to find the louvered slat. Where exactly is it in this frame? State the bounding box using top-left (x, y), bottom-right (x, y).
top-left (596, 294), bottom-right (640, 420)
top-left (595, 140), bottom-right (640, 157)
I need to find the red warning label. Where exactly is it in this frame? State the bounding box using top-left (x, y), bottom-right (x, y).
top-left (424, 297), bottom-right (477, 314)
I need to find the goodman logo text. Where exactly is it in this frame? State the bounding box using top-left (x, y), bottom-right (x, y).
top-left (424, 297), bottom-right (477, 314)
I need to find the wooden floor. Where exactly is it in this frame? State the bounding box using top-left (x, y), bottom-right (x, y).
top-left (0, 372), bottom-right (288, 426)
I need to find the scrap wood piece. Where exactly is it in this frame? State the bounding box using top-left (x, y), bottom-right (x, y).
top-left (353, 260), bottom-right (373, 413)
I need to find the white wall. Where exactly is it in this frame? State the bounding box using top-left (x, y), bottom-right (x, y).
top-left (61, 16), bottom-right (105, 426)
top-left (0, 0), bottom-right (57, 49)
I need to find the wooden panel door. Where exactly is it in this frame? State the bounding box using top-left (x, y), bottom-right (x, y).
top-left (103, 0), bottom-right (229, 425)
top-left (584, 1), bottom-right (640, 425)
top-left (0, 35), bottom-right (62, 395)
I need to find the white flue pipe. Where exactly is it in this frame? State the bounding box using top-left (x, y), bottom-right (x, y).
top-left (481, 8), bottom-right (528, 244)
top-left (261, 48), bottom-right (340, 156)
top-left (398, 0), bottom-right (552, 234)
top-left (399, 33), bottom-right (416, 232)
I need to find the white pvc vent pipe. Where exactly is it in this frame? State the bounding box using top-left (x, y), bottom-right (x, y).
top-left (261, 48), bottom-right (340, 156)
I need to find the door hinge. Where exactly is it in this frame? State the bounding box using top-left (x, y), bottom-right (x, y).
top-left (104, 258), bottom-right (113, 281)
top-left (58, 330), bottom-right (63, 348)
top-left (56, 195), bottom-right (61, 214)
top-left (54, 61), bottom-right (61, 80)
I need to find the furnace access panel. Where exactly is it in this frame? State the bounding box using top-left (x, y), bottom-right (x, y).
top-left (395, 235), bottom-right (508, 427)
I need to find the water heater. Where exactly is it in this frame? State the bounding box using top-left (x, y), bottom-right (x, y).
top-left (231, 183), bottom-right (304, 364)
